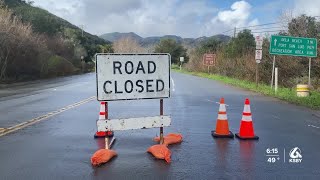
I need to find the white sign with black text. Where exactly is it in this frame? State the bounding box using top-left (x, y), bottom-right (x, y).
top-left (255, 50), bottom-right (263, 60)
top-left (96, 54), bottom-right (171, 101)
top-left (255, 36), bottom-right (263, 50)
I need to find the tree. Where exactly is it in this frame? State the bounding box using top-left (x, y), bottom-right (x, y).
top-left (97, 44), bottom-right (113, 53)
top-left (288, 14), bottom-right (319, 38)
top-left (198, 37), bottom-right (222, 54)
top-left (113, 37), bottom-right (145, 53)
top-left (154, 38), bottom-right (188, 64)
top-left (224, 29), bottom-right (255, 58)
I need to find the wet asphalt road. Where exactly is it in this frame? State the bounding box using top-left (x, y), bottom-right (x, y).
top-left (1, 72), bottom-right (320, 179)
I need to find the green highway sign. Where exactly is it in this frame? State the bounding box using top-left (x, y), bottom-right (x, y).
top-left (269, 35), bottom-right (317, 57)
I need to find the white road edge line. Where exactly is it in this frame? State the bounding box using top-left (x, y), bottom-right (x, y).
top-left (308, 124), bottom-right (320, 129)
top-left (171, 77), bottom-right (175, 92)
top-left (0, 96), bottom-right (96, 137)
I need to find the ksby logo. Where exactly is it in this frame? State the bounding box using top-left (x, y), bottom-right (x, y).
top-left (289, 147), bottom-right (302, 163)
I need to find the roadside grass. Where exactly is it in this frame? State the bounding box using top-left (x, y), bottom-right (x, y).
top-left (173, 68), bottom-right (320, 109)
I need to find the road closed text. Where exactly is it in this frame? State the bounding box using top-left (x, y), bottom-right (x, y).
top-left (96, 54), bottom-right (170, 101)
top-left (103, 61), bottom-right (165, 94)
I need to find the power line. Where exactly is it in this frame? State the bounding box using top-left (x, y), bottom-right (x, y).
top-left (236, 22), bottom-right (283, 29)
top-left (246, 26), bottom-right (287, 31)
top-left (219, 15), bottom-right (320, 36)
top-left (250, 30), bottom-right (286, 34)
top-left (220, 15), bottom-right (320, 35)
top-left (221, 29), bottom-right (234, 34)
top-left (219, 22), bottom-right (283, 35)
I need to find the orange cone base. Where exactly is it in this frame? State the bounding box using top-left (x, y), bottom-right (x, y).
top-left (235, 133), bottom-right (259, 140)
top-left (211, 131), bottom-right (234, 138)
top-left (94, 131), bottom-right (114, 138)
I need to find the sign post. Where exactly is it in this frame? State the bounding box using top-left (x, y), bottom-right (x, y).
top-left (271, 56), bottom-right (275, 88)
top-left (95, 53), bottom-right (172, 144)
top-left (203, 54), bottom-right (216, 74)
top-left (269, 35), bottom-right (317, 87)
top-left (255, 36), bottom-right (263, 87)
top-left (275, 67), bottom-right (278, 93)
top-left (308, 58), bottom-right (312, 86)
top-left (180, 57), bottom-right (184, 71)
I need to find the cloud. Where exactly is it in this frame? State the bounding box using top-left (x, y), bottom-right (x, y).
top-left (293, 0), bottom-right (320, 17)
top-left (212, 1), bottom-right (251, 27)
top-left (32, 0), bottom-right (258, 38)
top-left (215, 0), bottom-right (252, 27)
top-left (202, 1), bottom-right (258, 36)
top-left (32, 0), bottom-right (84, 28)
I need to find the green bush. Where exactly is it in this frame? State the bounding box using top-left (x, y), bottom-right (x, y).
top-left (47, 55), bottom-right (75, 76)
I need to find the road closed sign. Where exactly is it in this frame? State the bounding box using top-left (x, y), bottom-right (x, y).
top-left (96, 54), bottom-right (171, 101)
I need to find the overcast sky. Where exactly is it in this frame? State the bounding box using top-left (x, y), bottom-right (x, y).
top-left (32, 0), bottom-right (320, 38)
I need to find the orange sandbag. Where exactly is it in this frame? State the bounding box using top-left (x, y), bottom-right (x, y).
top-left (147, 144), bottom-right (171, 163)
top-left (153, 133), bottom-right (183, 145)
top-left (91, 149), bottom-right (117, 166)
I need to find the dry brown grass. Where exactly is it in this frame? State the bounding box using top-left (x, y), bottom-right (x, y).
top-left (0, 1), bottom-right (77, 82)
top-left (186, 46), bottom-right (320, 89)
top-left (113, 37), bottom-right (146, 53)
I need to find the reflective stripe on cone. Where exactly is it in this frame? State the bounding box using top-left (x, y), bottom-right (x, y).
top-left (212, 98), bottom-right (234, 138)
top-left (235, 98), bottom-right (259, 140)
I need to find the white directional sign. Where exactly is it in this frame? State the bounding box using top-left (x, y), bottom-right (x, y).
top-left (255, 50), bottom-right (262, 60)
top-left (96, 54), bottom-right (171, 101)
top-left (255, 36), bottom-right (263, 50)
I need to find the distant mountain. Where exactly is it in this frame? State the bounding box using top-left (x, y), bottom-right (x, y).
top-left (100, 32), bottom-right (231, 48)
top-left (100, 32), bottom-right (143, 43)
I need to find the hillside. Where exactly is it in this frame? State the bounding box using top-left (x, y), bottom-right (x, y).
top-left (100, 32), bottom-right (142, 43)
top-left (0, 0), bottom-right (112, 82)
top-left (4, 0), bottom-right (111, 60)
top-left (100, 32), bottom-right (231, 48)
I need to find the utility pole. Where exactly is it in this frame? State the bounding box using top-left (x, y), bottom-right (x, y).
top-left (233, 27), bottom-right (237, 38)
top-left (80, 25), bottom-right (84, 37)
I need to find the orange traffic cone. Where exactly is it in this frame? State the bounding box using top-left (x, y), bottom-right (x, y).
top-left (212, 98), bottom-right (234, 138)
top-left (235, 98), bottom-right (259, 140)
top-left (94, 102), bottom-right (114, 138)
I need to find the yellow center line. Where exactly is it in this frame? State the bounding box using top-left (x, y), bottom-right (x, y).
top-left (0, 128), bottom-right (5, 133)
top-left (0, 96), bottom-right (96, 137)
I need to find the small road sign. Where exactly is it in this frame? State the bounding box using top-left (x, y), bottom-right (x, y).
top-left (269, 35), bottom-right (317, 57)
top-left (255, 50), bottom-right (262, 60)
top-left (256, 60), bottom-right (261, 63)
top-left (255, 36), bottom-right (263, 50)
top-left (96, 54), bottom-right (171, 101)
top-left (203, 54), bottom-right (216, 66)
top-left (180, 57), bottom-right (184, 62)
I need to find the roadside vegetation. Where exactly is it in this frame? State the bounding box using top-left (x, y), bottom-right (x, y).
top-left (173, 14), bottom-right (320, 109)
top-left (184, 15), bottom-right (320, 90)
top-left (0, 0), bottom-right (112, 83)
top-left (173, 68), bottom-right (320, 109)
top-left (113, 37), bottom-right (146, 53)
top-left (111, 13), bottom-right (320, 109)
